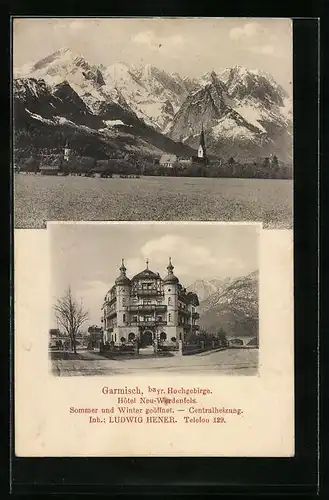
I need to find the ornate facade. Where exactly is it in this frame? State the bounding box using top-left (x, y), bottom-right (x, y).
top-left (102, 259), bottom-right (200, 346)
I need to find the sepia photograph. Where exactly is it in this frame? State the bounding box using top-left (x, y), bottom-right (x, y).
top-left (13, 16), bottom-right (297, 464)
top-left (49, 222), bottom-right (260, 377)
top-left (13, 18), bottom-right (292, 229)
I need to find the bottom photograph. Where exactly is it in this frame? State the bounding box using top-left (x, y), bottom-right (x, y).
top-left (49, 222), bottom-right (260, 377)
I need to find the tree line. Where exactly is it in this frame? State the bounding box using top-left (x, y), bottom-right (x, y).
top-left (15, 150), bottom-right (292, 180)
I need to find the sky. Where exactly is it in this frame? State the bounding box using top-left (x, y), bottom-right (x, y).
top-left (49, 222), bottom-right (260, 329)
top-left (13, 17), bottom-right (292, 93)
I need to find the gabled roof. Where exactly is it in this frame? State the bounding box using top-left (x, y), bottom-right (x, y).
top-left (159, 154), bottom-right (177, 163)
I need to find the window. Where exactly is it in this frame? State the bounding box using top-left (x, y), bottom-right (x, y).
top-left (128, 332), bottom-right (135, 342)
top-left (168, 288), bottom-right (171, 292)
top-left (141, 315), bottom-right (153, 323)
top-left (133, 315), bottom-right (137, 323)
top-left (168, 297), bottom-right (171, 305)
top-left (123, 314), bottom-right (126, 323)
top-left (122, 298), bottom-right (126, 305)
top-left (168, 313), bottom-right (171, 322)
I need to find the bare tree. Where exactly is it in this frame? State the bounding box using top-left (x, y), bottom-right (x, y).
top-left (53, 287), bottom-right (89, 353)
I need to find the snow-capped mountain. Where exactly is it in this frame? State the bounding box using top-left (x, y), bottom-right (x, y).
top-left (14, 50), bottom-right (292, 162)
top-left (14, 48), bottom-right (135, 117)
top-left (14, 50), bottom-right (200, 132)
top-left (198, 270), bottom-right (259, 337)
top-left (13, 76), bottom-right (195, 159)
top-left (102, 63), bottom-right (198, 131)
top-left (169, 67), bottom-right (292, 161)
top-left (13, 49), bottom-right (199, 158)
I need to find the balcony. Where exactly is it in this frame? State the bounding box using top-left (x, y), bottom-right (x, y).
top-left (178, 308), bottom-right (191, 316)
top-left (129, 304), bottom-right (167, 312)
top-left (105, 296), bottom-right (116, 306)
top-left (130, 320), bottom-right (167, 327)
top-left (106, 309), bottom-right (117, 319)
top-left (134, 289), bottom-right (164, 297)
top-left (181, 324), bottom-right (200, 331)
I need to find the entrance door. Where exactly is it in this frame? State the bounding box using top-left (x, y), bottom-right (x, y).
top-left (140, 330), bottom-right (153, 347)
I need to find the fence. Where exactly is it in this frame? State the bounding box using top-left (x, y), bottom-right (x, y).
top-left (182, 339), bottom-right (227, 356)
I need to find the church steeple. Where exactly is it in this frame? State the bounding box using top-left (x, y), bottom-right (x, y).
top-left (198, 124), bottom-right (206, 159)
top-left (63, 140), bottom-right (71, 162)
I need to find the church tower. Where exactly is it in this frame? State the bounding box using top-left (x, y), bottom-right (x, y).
top-left (197, 125), bottom-right (207, 160)
top-left (63, 141), bottom-right (71, 162)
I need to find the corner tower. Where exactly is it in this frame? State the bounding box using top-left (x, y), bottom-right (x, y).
top-left (115, 259), bottom-right (131, 329)
top-left (163, 257), bottom-right (179, 339)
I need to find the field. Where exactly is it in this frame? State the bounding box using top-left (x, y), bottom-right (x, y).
top-left (50, 347), bottom-right (259, 376)
top-left (14, 174), bottom-right (292, 229)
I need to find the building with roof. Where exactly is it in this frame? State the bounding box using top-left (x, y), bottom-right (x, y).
top-left (102, 259), bottom-right (200, 346)
top-left (159, 154), bottom-right (177, 168)
top-left (39, 164), bottom-right (60, 175)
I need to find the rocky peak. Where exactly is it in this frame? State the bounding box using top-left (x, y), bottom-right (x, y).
top-left (221, 65), bottom-right (286, 107)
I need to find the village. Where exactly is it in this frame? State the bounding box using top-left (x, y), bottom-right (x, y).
top-left (14, 128), bottom-right (289, 180)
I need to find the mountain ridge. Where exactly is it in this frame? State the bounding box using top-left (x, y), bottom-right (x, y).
top-left (14, 48), bottom-right (292, 162)
top-left (13, 76), bottom-right (195, 159)
top-left (169, 68), bottom-right (292, 161)
top-left (188, 271), bottom-right (259, 338)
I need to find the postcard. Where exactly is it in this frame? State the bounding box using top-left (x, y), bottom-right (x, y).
top-left (13, 17), bottom-right (294, 458)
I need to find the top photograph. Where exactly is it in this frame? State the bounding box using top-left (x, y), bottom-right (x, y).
top-left (13, 17), bottom-right (293, 229)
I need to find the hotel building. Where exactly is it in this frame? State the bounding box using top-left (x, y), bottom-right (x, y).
top-left (102, 259), bottom-right (200, 346)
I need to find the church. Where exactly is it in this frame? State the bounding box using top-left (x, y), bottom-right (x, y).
top-left (102, 259), bottom-right (200, 347)
top-left (191, 125), bottom-right (208, 165)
